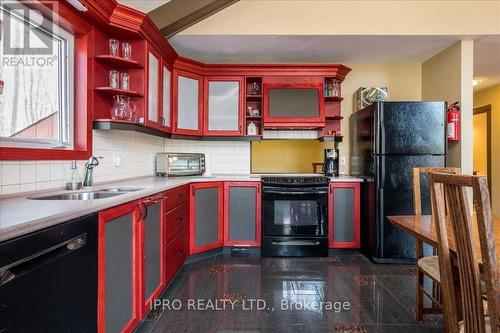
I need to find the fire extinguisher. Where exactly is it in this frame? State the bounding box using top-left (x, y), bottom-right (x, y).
top-left (447, 101), bottom-right (460, 141)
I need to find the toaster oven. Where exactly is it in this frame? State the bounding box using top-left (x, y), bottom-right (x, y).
top-left (156, 153), bottom-right (205, 177)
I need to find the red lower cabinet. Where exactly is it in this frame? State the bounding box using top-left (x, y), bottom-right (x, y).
top-left (98, 201), bottom-right (141, 333)
top-left (223, 182), bottom-right (261, 246)
top-left (165, 186), bottom-right (190, 284)
top-left (165, 228), bottom-right (189, 283)
top-left (189, 182), bottom-right (224, 254)
top-left (98, 194), bottom-right (169, 332)
top-left (138, 193), bottom-right (167, 316)
top-left (328, 182), bottom-right (361, 248)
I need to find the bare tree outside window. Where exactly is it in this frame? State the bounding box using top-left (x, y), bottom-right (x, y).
top-left (0, 1), bottom-right (74, 148)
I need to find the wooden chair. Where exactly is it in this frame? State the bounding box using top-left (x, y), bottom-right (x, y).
top-left (413, 167), bottom-right (460, 321)
top-left (429, 173), bottom-right (499, 333)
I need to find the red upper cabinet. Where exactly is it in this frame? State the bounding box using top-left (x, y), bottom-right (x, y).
top-left (262, 81), bottom-right (325, 128)
top-left (172, 69), bottom-right (204, 136)
top-left (203, 76), bottom-right (245, 136)
top-left (160, 59), bottom-right (173, 132)
top-left (144, 45), bottom-right (163, 130)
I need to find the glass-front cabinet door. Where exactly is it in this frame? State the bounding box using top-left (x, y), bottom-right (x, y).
top-left (161, 61), bottom-right (171, 130)
top-left (173, 69), bottom-right (203, 136)
top-left (146, 46), bottom-right (161, 129)
top-left (204, 76), bottom-right (244, 136)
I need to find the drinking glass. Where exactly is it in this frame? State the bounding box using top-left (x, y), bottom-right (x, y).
top-left (122, 42), bottom-right (132, 59)
top-left (109, 39), bottom-right (119, 56)
top-left (120, 72), bottom-right (129, 90)
top-left (109, 70), bottom-right (119, 88)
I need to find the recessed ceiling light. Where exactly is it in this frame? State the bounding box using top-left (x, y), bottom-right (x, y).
top-left (67, 0), bottom-right (88, 12)
top-left (473, 79), bottom-right (481, 86)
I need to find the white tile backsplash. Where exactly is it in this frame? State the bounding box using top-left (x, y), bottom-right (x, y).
top-left (263, 130), bottom-right (319, 139)
top-left (1, 130), bottom-right (251, 195)
top-left (164, 139), bottom-right (251, 175)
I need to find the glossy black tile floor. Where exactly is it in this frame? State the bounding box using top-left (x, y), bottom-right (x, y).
top-left (135, 252), bottom-right (444, 333)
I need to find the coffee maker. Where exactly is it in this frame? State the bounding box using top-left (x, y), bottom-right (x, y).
top-left (322, 149), bottom-right (339, 177)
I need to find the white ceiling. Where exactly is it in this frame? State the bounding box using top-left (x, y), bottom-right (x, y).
top-left (170, 34), bottom-right (500, 92)
top-left (169, 35), bottom-right (462, 63)
top-left (474, 35), bottom-right (500, 91)
top-left (116, 0), bottom-right (171, 13)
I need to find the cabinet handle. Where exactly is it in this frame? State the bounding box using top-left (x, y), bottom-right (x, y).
top-left (142, 203), bottom-right (148, 220)
top-left (137, 203), bottom-right (144, 221)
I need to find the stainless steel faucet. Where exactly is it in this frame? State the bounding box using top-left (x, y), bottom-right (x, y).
top-left (83, 156), bottom-right (102, 187)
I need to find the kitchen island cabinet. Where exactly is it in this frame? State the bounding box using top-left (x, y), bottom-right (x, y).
top-left (328, 182), bottom-right (361, 248)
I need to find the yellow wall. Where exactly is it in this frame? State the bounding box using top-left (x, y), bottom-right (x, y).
top-left (250, 63), bottom-right (423, 174)
top-left (340, 63), bottom-right (422, 173)
top-left (473, 112), bottom-right (488, 177)
top-left (252, 140), bottom-right (334, 173)
top-left (422, 40), bottom-right (474, 175)
top-left (180, 1), bottom-right (500, 36)
top-left (474, 84), bottom-right (500, 218)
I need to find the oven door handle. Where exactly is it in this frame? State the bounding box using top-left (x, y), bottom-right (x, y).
top-left (271, 240), bottom-right (321, 246)
top-left (263, 190), bottom-right (328, 195)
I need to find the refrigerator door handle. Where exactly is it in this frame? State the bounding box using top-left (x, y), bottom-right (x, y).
top-left (380, 156), bottom-right (385, 186)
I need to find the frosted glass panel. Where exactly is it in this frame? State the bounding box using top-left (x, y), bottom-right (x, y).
top-left (162, 66), bottom-right (171, 127)
top-left (208, 81), bottom-right (239, 131)
top-left (148, 52), bottom-right (159, 122)
top-left (177, 76), bottom-right (199, 130)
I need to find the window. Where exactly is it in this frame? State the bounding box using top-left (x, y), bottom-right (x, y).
top-left (0, 0), bottom-right (74, 149)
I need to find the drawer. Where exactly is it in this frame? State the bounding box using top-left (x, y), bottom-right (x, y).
top-left (165, 202), bottom-right (189, 245)
top-left (165, 185), bottom-right (189, 212)
top-left (165, 229), bottom-right (188, 283)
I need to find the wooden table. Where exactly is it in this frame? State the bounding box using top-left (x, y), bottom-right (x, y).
top-left (387, 215), bottom-right (500, 267)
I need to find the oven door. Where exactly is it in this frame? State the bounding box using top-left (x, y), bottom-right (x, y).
top-left (262, 186), bottom-right (328, 237)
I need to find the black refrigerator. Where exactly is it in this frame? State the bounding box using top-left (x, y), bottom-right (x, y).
top-left (350, 101), bottom-right (447, 263)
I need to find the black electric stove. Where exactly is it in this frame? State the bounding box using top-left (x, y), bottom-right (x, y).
top-left (261, 176), bottom-right (329, 257)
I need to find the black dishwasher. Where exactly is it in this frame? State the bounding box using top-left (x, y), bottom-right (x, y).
top-left (0, 214), bottom-right (98, 333)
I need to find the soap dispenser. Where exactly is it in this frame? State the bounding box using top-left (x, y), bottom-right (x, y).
top-left (66, 161), bottom-right (83, 190)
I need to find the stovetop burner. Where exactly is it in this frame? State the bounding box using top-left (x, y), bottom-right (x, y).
top-left (261, 176), bottom-right (330, 186)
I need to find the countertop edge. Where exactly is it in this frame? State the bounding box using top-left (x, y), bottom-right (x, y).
top-left (0, 174), bottom-right (362, 242)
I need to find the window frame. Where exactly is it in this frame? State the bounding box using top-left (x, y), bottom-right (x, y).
top-left (0, 0), bottom-right (92, 160)
top-left (0, 1), bottom-right (75, 149)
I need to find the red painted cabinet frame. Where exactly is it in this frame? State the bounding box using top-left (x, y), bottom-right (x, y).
top-left (189, 182), bottom-right (224, 254)
top-left (98, 201), bottom-right (141, 333)
top-left (328, 182), bottom-right (361, 249)
top-left (138, 194), bottom-right (167, 316)
top-left (262, 83), bottom-right (325, 127)
top-left (172, 69), bottom-right (204, 136)
top-left (223, 182), bottom-right (262, 246)
top-left (144, 44), bottom-right (164, 131)
top-left (203, 76), bottom-right (245, 136)
top-left (160, 58), bottom-right (173, 133)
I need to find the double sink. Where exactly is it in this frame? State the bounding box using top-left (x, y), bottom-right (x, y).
top-left (29, 188), bottom-right (144, 200)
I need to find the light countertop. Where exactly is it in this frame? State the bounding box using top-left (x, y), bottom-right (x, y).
top-left (0, 174), bottom-right (362, 242)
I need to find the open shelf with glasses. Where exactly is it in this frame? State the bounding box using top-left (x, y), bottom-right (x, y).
top-left (93, 27), bottom-right (146, 123)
